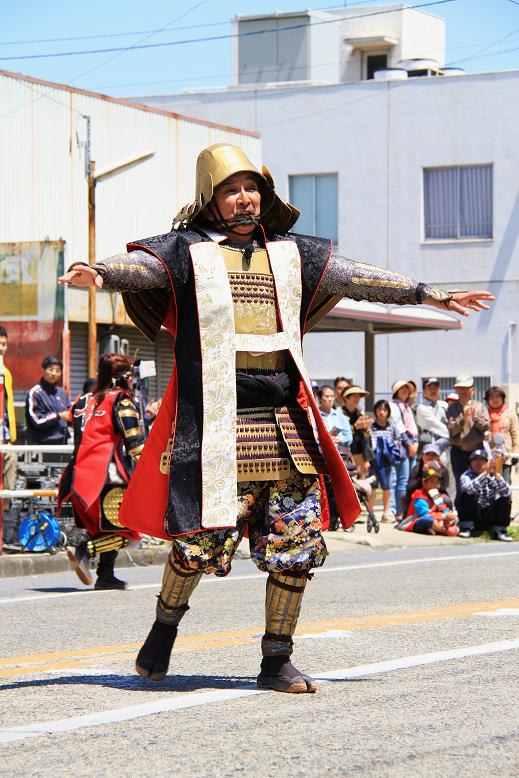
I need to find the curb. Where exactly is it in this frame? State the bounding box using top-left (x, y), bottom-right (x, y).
top-left (0, 545), bottom-right (171, 579)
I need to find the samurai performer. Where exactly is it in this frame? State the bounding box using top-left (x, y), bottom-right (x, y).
top-left (60, 144), bottom-right (492, 692)
top-left (59, 354), bottom-right (145, 590)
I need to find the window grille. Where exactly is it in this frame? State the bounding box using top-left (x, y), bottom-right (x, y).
top-left (424, 165), bottom-right (492, 240)
top-left (421, 376), bottom-right (492, 403)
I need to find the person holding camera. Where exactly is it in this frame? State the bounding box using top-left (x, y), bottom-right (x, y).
top-left (484, 385), bottom-right (519, 485)
top-left (458, 448), bottom-right (512, 541)
top-left (59, 354), bottom-right (144, 589)
top-left (341, 385), bottom-right (373, 475)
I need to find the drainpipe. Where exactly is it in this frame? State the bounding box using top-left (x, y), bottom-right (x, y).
top-left (508, 321), bottom-right (516, 387)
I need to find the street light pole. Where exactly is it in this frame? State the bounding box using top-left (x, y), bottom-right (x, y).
top-left (88, 158), bottom-right (97, 377)
top-left (81, 110), bottom-right (154, 376)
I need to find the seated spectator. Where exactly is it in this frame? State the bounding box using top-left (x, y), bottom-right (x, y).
top-left (25, 356), bottom-right (70, 444)
top-left (458, 449), bottom-right (512, 541)
top-left (485, 385), bottom-right (519, 484)
top-left (397, 461), bottom-right (458, 536)
top-left (341, 385), bottom-right (373, 474)
top-left (416, 378), bottom-right (449, 449)
top-left (370, 399), bottom-right (401, 522)
top-left (402, 443), bottom-right (450, 516)
top-left (0, 325), bottom-right (18, 495)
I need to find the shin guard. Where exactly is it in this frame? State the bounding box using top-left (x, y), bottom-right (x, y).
top-left (156, 553), bottom-right (202, 626)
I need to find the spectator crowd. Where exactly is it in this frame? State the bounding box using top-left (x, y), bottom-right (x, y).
top-left (318, 375), bottom-right (518, 541)
top-left (0, 317), bottom-right (517, 550)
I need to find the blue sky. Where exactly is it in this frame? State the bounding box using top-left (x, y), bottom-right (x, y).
top-left (2, 0), bottom-right (519, 96)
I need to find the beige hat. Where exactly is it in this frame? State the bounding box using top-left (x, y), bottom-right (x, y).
top-left (342, 385), bottom-right (369, 399)
top-left (454, 374), bottom-right (474, 388)
top-left (391, 380), bottom-right (412, 397)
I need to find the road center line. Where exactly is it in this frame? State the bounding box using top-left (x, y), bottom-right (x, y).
top-left (3, 596), bottom-right (519, 677)
top-left (1, 637), bottom-right (519, 744)
top-left (1, 549), bottom-right (519, 606)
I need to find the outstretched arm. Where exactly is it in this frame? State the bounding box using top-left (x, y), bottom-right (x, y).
top-left (58, 250), bottom-right (168, 292)
top-left (321, 254), bottom-right (494, 316)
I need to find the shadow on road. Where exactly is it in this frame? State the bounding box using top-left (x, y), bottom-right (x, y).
top-left (0, 673), bottom-right (260, 694)
top-left (29, 587), bottom-right (87, 593)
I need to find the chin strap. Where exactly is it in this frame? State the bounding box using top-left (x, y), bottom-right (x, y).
top-left (204, 201), bottom-right (259, 236)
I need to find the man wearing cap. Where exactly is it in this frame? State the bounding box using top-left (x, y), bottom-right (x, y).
top-left (59, 143), bottom-right (492, 694)
top-left (416, 378), bottom-right (449, 447)
top-left (446, 375), bottom-right (490, 509)
top-left (458, 449), bottom-right (512, 540)
top-left (25, 357), bottom-right (70, 445)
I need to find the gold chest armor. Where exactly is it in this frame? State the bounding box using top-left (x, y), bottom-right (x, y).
top-left (221, 246), bottom-right (286, 372)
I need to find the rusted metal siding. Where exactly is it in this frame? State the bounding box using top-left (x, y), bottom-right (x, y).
top-left (0, 70), bottom-right (261, 268)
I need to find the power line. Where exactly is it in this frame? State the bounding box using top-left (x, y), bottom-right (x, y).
top-left (447, 26), bottom-right (519, 66)
top-left (0, 0), bottom-right (393, 47)
top-left (68, 0), bottom-right (209, 84)
top-left (88, 35), bottom-right (519, 92)
top-left (0, 1), bottom-right (457, 62)
top-left (0, 0), bottom-right (208, 120)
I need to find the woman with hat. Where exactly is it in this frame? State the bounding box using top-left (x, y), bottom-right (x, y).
top-left (484, 385), bottom-right (519, 484)
top-left (341, 385), bottom-right (373, 475)
top-left (389, 380), bottom-right (419, 519)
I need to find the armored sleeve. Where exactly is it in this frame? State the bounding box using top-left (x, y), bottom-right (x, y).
top-left (69, 250), bottom-right (168, 292)
top-left (321, 253), bottom-right (451, 306)
top-left (114, 398), bottom-right (145, 461)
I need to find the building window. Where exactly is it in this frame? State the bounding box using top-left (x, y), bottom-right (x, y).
top-left (289, 174), bottom-right (338, 244)
top-left (366, 53), bottom-right (387, 80)
top-left (424, 165), bottom-right (493, 240)
top-left (422, 376), bottom-right (491, 402)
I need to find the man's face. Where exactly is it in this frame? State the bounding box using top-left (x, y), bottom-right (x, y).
top-left (334, 381), bottom-right (348, 403)
top-left (320, 388), bottom-right (335, 413)
top-left (43, 364), bottom-right (62, 384)
top-left (0, 336), bottom-right (7, 357)
top-left (456, 386), bottom-right (474, 405)
top-left (423, 451), bottom-right (440, 464)
top-left (424, 382), bottom-right (440, 402)
top-left (470, 457), bottom-right (486, 474)
top-left (211, 172), bottom-right (261, 238)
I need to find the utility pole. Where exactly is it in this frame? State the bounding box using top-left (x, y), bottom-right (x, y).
top-left (81, 111), bottom-right (154, 376)
top-left (87, 158), bottom-right (97, 377)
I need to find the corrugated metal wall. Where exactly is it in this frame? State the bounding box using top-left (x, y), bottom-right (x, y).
top-left (0, 71), bottom-right (261, 265)
top-left (69, 323), bottom-right (174, 400)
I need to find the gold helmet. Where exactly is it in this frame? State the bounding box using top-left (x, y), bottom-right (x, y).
top-left (171, 143), bottom-right (299, 234)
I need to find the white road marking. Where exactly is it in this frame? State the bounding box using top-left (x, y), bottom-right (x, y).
top-left (299, 630), bottom-right (352, 639)
top-left (1, 549), bottom-right (519, 606)
top-left (474, 608), bottom-right (519, 617)
top-left (1, 637), bottom-right (519, 743)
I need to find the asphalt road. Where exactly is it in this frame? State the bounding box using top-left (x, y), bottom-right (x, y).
top-left (1, 543), bottom-right (519, 777)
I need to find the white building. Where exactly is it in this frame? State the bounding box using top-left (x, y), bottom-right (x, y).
top-left (0, 69), bottom-right (260, 399)
top-left (134, 4), bottom-right (519, 407)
